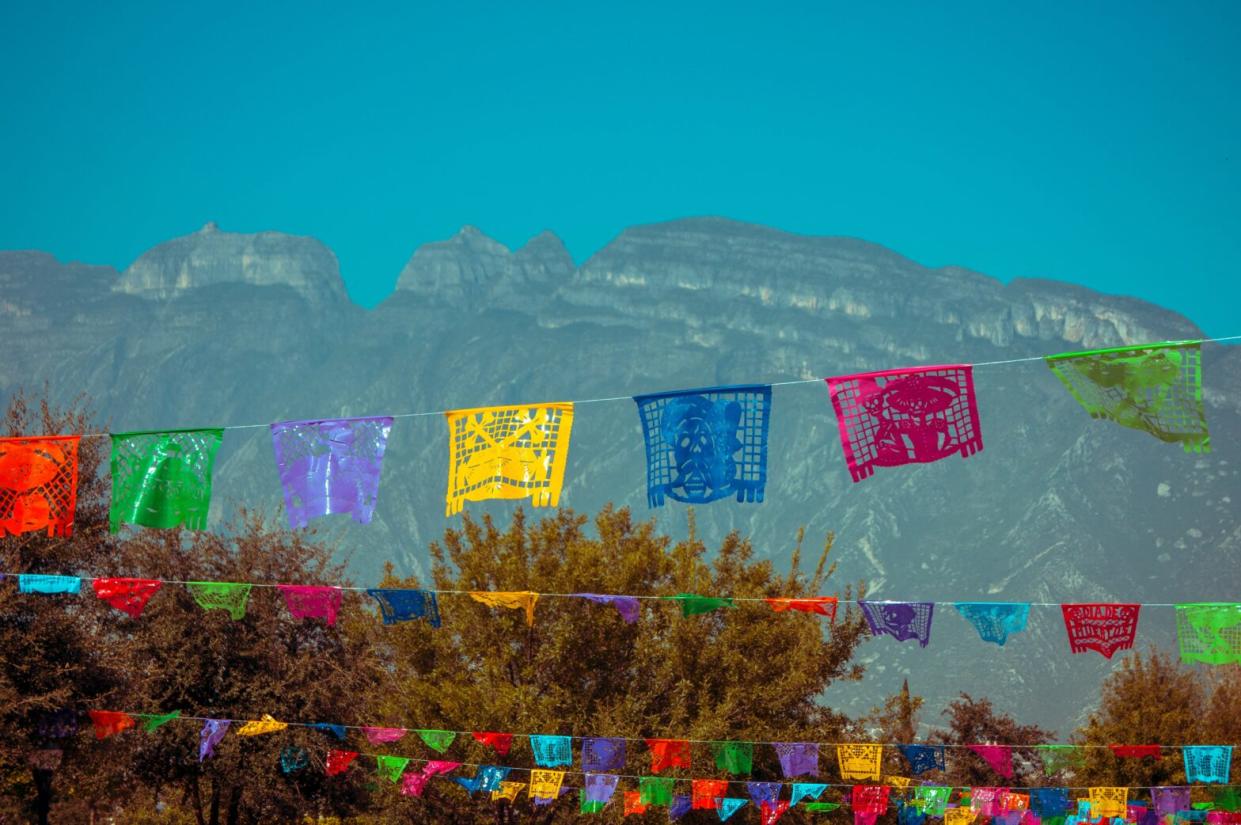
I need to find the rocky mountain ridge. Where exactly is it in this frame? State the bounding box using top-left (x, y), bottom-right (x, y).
top-left (394, 225), bottom-right (574, 307)
top-left (113, 221), bottom-right (347, 303)
top-left (1, 216), bottom-right (1236, 733)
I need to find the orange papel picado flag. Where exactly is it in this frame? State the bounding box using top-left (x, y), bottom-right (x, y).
top-left (0, 436), bottom-right (81, 537)
top-left (444, 403), bottom-right (574, 516)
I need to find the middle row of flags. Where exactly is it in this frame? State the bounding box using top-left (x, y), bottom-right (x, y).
top-left (11, 574), bottom-right (1241, 664)
top-left (0, 340), bottom-right (1213, 538)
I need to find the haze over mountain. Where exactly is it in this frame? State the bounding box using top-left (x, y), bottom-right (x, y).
top-left (2, 217), bottom-right (1237, 734)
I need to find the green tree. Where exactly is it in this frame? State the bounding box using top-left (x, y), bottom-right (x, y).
top-left (361, 507), bottom-right (869, 823)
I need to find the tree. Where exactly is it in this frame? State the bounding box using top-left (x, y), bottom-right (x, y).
top-left (931, 694), bottom-right (1053, 788)
top-left (1201, 665), bottom-right (1241, 743)
top-left (0, 390), bottom-right (124, 824)
top-left (863, 679), bottom-right (923, 744)
top-left (106, 514), bottom-right (388, 825)
top-left (0, 391), bottom-right (898, 825)
top-left (1072, 648), bottom-right (1230, 789)
top-left (361, 507), bottom-right (869, 823)
top-left (1069, 650), bottom-right (1241, 815)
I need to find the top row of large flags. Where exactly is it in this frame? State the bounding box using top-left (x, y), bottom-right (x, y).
top-left (0, 340), bottom-right (1212, 537)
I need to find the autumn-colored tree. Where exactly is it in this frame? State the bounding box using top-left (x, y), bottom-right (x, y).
top-left (101, 515), bottom-right (388, 825)
top-left (863, 679), bottom-right (923, 744)
top-left (861, 679), bottom-right (927, 781)
top-left (1072, 648), bottom-right (1239, 790)
top-left (361, 508), bottom-right (869, 824)
top-left (1202, 666), bottom-right (1241, 743)
top-left (1, 391), bottom-right (875, 825)
top-left (12, 393), bottom-right (1152, 824)
top-left (930, 693), bottom-right (1053, 788)
top-left (0, 391), bottom-right (124, 824)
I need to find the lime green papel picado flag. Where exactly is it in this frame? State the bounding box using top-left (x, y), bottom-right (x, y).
top-left (1046, 341), bottom-right (1209, 453)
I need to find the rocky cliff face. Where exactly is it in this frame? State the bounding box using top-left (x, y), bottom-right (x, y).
top-left (114, 222), bottom-right (347, 303)
top-left (394, 226), bottom-right (574, 307)
top-left (2, 217), bottom-right (1236, 734)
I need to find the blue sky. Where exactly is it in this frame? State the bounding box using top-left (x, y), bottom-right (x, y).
top-left (2, 1), bottom-right (1237, 335)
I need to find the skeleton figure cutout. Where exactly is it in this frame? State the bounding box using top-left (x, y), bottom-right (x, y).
top-left (661, 395), bottom-right (742, 503)
top-left (634, 385), bottom-right (772, 507)
top-left (869, 375), bottom-right (964, 464)
top-left (826, 366), bottom-right (982, 482)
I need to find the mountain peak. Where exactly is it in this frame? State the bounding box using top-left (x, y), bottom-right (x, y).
top-left (392, 227), bottom-right (573, 305)
top-left (114, 224), bottom-right (346, 303)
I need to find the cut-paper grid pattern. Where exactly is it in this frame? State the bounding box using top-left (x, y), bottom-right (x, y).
top-left (861, 600), bottom-right (935, 647)
top-left (0, 436), bottom-right (80, 537)
top-left (1175, 603), bottom-right (1241, 665)
top-left (837, 744), bottom-right (883, 781)
top-left (774, 742), bottom-right (819, 777)
top-left (1062, 603), bottom-right (1140, 658)
top-left (633, 385), bottom-right (772, 507)
top-left (1089, 787), bottom-right (1128, 819)
top-left (1046, 341), bottom-right (1209, 453)
top-left (530, 735), bottom-right (572, 768)
top-left (444, 404), bottom-right (573, 516)
top-left (954, 602), bottom-right (1030, 646)
top-left (826, 365), bottom-right (982, 482)
top-left (582, 737), bottom-right (626, 772)
top-left (1184, 746), bottom-right (1232, 784)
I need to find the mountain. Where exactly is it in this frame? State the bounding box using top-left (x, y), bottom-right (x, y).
top-left (2, 217), bottom-right (1237, 734)
top-left (394, 225), bottom-right (574, 306)
top-left (115, 221), bottom-right (347, 303)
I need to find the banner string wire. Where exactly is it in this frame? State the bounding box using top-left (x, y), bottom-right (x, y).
top-left (6, 573), bottom-right (1209, 607)
top-left (63, 333), bottom-right (1241, 439)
